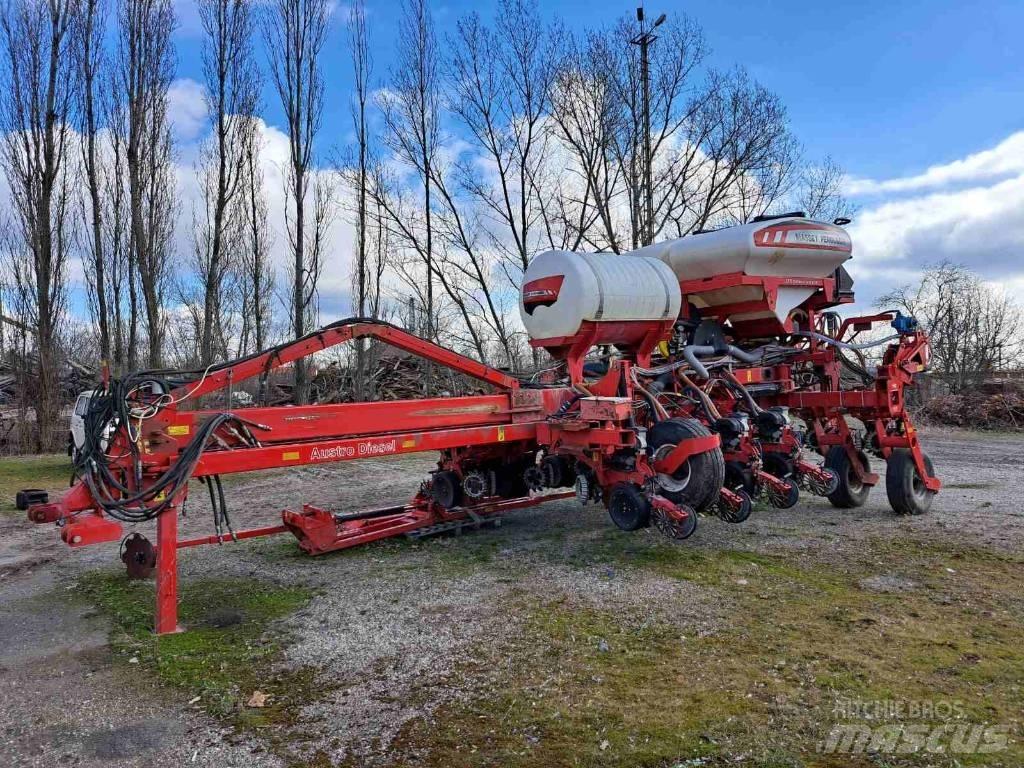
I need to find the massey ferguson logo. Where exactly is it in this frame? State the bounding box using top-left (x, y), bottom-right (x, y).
top-left (310, 439), bottom-right (397, 461)
top-left (754, 223), bottom-right (852, 252)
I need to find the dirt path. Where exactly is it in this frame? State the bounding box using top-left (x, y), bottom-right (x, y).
top-left (0, 428), bottom-right (1021, 766)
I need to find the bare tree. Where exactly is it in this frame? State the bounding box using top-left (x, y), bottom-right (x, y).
top-left (367, 166), bottom-right (489, 360)
top-left (797, 155), bottom-right (854, 222)
top-left (441, 0), bottom-right (563, 365)
top-left (378, 0), bottom-right (440, 388)
top-left (348, 0), bottom-right (370, 398)
top-left (684, 68), bottom-right (797, 231)
top-left (103, 87), bottom-right (135, 370)
top-left (193, 0), bottom-right (258, 365)
top-left (117, 0), bottom-right (176, 367)
top-left (0, 0), bottom-right (78, 450)
top-left (264, 0), bottom-right (330, 404)
top-left (548, 31), bottom-right (626, 252)
top-left (237, 125), bottom-right (273, 358)
top-left (878, 261), bottom-right (1023, 393)
top-left (75, 0), bottom-right (113, 363)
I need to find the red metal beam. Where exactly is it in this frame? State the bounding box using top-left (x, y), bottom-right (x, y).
top-left (192, 421), bottom-right (539, 476)
top-left (176, 321), bottom-right (520, 400)
top-left (177, 524), bottom-right (290, 549)
top-left (170, 394), bottom-right (518, 446)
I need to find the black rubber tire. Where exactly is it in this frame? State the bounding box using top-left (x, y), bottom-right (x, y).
top-left (768, 478), bottom-right (800, 510)
top-left (649, 417), bottom-right (725, 513)
top-left (724, 460), bottom-right (755, 495)
top-left (885, 449), bottom-right (936, 516)
top-left (653, 504), bottom-right (698, 539)
top-left (541, 455), bottom-right (575, 489)
top-left (607, 483), bottom-right (651, 531)
top-left (431, 471), bottom-right (463, 509)
top-left (15, 489), bottom-right (47, 511)
top-left (824, 446), bottom-right (871, 509)
top-left (720, 489), bottom-right (753, 523)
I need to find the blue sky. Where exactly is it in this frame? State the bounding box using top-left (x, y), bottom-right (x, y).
top-left (170, 0), bottom-right (1024, 175)
top-left (162, 0), bottom-right (1024, 315)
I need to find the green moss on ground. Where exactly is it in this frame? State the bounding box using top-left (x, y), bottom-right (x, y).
top-left (0, 453), bottom-right (71, 514)
top-left (78, 572), bottom-right (317, 730)
top-left (394, 536), bottom-right (1024, 768)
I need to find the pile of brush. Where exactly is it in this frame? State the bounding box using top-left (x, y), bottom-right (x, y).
top-left (917, 380), bottom-right (1024, 430)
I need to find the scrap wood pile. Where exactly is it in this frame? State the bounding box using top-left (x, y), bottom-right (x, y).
top-left (0, 356), bottom-right (96, 406)
top-left (310, 346), bottom-right (488, 403)
top-left (916, 380), bottom-right (1024, 431)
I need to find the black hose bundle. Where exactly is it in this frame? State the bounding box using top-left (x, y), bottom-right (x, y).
top-left (72, 317), bottom-right (411, 525)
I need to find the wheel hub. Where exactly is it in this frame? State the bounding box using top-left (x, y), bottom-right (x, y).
top-left (652, 443), bottom-right (691, 492)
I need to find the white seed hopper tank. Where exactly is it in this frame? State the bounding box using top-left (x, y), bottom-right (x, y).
top-left (520, 249), bottom-right (681, 344)
top-left (628, 216), bottom-right (852, 329)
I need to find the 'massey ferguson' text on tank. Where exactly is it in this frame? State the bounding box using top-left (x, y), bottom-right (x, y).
top-left (629, 216), bottom-right (853, 330)
top-left (630, 216), bottom-right (852, 280)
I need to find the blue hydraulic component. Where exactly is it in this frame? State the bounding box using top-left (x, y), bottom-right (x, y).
top-left (890, 311), bottom-right (919, 335)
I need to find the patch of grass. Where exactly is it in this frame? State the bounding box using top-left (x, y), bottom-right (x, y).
top-left (78, 571), bottom-right (318, 730)
top-left (395, 537), bottom-right (1024, 767)
top-left (0, 453), bottom-right (71, 514)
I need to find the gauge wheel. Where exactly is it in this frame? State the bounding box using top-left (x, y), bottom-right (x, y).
top-left (607, 483), bottom-right (651, 531)
top-left (824, 446), bottom-right (871, 508)
top-left (767, 478), bottom-right (800, 509)
top-left (885, 449), bottom-right (936, 516)
top-left (652, 503), bottom-right (698, 539)
top-left (649, 418), bottom-right (725, 513)
top-left (720, 489), bottom-right (753, 523)
top-left (430, 470), bottom-right (463, 509)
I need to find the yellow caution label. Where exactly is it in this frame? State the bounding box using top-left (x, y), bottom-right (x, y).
top-left (497, 426), bottom-right (506, 442)
top-left (282, 451), bottom-right (301, 461)
top-left (745, 370), bottom-right (753, 383)
top-left (168, 425), bottom-right (190, 436)
top-left (154, 491), bottom-right (166, 501)
top-left (401, 439), bottom-right (416, 448)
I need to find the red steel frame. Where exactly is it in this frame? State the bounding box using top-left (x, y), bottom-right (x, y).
top-left (30, 319), bottom-right (720, 634)
top-left (28, 256), bottom-right (939, 635)
top-left (679, 270), bottom-right (938, 494)
top-left (31, 323), bottom-right (562, 633)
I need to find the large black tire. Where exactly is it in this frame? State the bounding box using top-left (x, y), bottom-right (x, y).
top-left (649, 417), bottom-right (725, 513)
top-left (607, 483), bottom-right (651, 531)
top-left (823, 446), bottom-right (871, 508)
top-left (431, 470), bottom-right (463, 509)
top-left (885, 449), bottom-right (936, 516)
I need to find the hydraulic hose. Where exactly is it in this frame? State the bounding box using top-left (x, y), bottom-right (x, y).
top-left (792, 330), bottom-right (901, 352)
top-left (683, 344), bottom-right (764, 379)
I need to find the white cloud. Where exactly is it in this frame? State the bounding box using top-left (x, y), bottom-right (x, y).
top-left (167, 78), bottom-right (208, 142)
top-left (847, 131), bottom-right (1024, 304)
top-left (172, 116), bottom-right (355, 320)
top-left (845, 131), bottom-right (1024, 197)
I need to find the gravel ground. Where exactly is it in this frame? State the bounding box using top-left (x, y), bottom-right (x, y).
top-left (0, 427), bottom-right (1021, 766)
